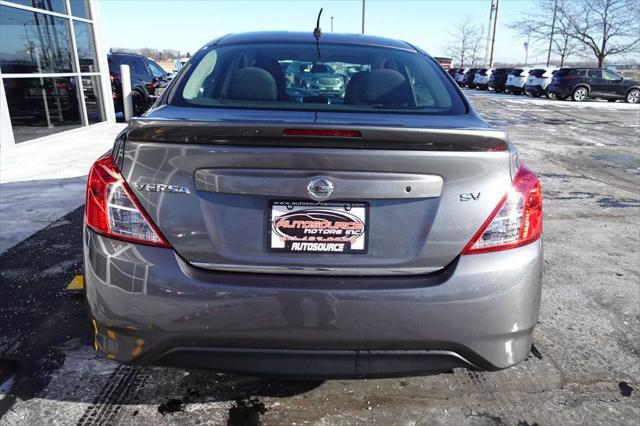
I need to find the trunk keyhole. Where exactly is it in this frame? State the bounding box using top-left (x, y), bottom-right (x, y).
top-left (405, 186), bottom-right (412, 193)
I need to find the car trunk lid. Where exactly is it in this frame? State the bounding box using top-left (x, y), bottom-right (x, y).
top-left (119, 107), bottom-right (513, 275)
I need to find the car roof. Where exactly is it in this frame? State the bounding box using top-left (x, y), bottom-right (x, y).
top-left (211, 31), bottom-right (417, 52)
top-left (561, 67), bottom-right (604, 70)
top-left (108, 52), bottom-right (145, 58)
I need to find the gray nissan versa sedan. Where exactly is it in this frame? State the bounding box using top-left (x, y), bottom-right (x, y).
top-left (84, 31), bottom-right (543, 378)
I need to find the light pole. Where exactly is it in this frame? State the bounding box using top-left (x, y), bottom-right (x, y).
top-left (546, 0), bottom-right (558, 67)
top-left (361, 0), bottom-right (365, 34)
top-left (331, 16), bottom-right (334, 32)
top-left (7, 18), bottom-right (32, 60)
top-left (488, 0), bottom-right (500, 67)
top-left (484, 1), bottom-right (494, 66)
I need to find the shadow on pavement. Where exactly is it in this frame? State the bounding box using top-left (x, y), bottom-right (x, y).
top-left (0, 207), bottom-right (322, 418)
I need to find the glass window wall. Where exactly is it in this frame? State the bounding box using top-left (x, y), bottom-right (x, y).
top-left (0, 1), bottom-right (107, 144)
top-left (0, 5), bottom-right (75, 74)
top-left (3, 76), bottom-right (83, 142)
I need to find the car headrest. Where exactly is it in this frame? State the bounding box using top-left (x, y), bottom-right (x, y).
top-left (253, 57), bottom-right (287, 100)
top-left (227, 67), bottom-right (277, 101)
top-left (359, 69), bottom-right (412, 106)
top-left (344, 71), bottom-right (370, 105)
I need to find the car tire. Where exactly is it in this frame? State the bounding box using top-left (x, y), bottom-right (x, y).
top-left (625, 88), bottom-right (640, 104)
top-left (572, 86), bottom-right (588, 102)
top-left (132, 91), bottom-right (147, 117)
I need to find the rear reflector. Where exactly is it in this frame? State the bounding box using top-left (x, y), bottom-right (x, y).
top-left (85, 153), bottom-right (170, 247)
top-left (283, 128), bottom-right (362, 138)
top-left (462, 165), bottom-right (542, 254)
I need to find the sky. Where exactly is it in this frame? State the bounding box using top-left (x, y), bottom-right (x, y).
top-left (98, 0), bottom-right (543, 65)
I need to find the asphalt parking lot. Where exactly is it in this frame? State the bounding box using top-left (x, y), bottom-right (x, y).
top-left (1, 91), bottom-right (638, 425)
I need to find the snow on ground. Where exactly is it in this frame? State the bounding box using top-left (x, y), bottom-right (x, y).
top-left (463, 88), bottom-right (640, 111)
top-left (0, 123), bottom-right (127, 253)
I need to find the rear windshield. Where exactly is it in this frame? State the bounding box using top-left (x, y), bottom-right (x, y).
top-left (510, 69), bottom-right (524, 76)
top-left (556, 68), bottom-right (574, 77)
top-left (169, 43), bottom-right (465, 115)
top-left (529, 69), bottom-right (546, 77)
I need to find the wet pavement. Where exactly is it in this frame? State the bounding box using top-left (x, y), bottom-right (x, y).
top-left (0, 91), bottom-right (638, 425)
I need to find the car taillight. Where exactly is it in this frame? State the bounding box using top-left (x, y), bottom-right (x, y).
top-left (85, 153), bottom-right (170, 247)
top-left (462, 165), bottom-right (542, 255)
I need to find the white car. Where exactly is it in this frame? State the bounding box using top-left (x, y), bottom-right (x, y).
top-left (473, 68), bottom-right (494, 90)
top-left (504, 67), bottom-right (531, 94)
top-left (524, 68), bottom-right (556, 97)
top-left (172, 57), bottom-right (189, 74)
top-left (454, 68), bottom-right (468, 85)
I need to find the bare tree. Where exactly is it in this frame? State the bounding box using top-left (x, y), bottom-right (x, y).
top-left (140, 47), bottom-right (160, 60)
top-left (561, 0), bottom-right (640, 67)
top-left (509, 0), bottom-right (580, 66)
top-left (445, 16), bottom-right (485, 67)
top-left (161, 49), bottom-right (180, 60)
top-left (109, 47), bottom-right (181, 62)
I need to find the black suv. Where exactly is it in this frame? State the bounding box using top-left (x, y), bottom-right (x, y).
top-left (461, 68), bottom-right (479, 88)
top-left (547, 68), bottom-right (640, 103)
top-left (108, 53), bottom-right (169, 115)
top-left (487, 68), bottom-right (512, 93)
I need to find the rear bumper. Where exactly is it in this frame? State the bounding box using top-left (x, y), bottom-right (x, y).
top-left (547, 84), bottom-right (571, 97)
top-left (524, 84), bottom-right (546, 96)
top-left (84, 229), bottom-right (543, 377)
top-left (158, 348), bottom-right (479, 379)
top-left (504, 84), bottom-right (524, 93)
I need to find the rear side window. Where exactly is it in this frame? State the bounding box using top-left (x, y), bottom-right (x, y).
top-left (170, 43), bottom-right (465, 115)
top-left (130, 58), bottom-right (149, 77)
top-left (108, 56), bottom-right (122, 73)
top-left (147, 60), bottom-right (167, 78)
top-left (603, 69), bottom-right (621, 80)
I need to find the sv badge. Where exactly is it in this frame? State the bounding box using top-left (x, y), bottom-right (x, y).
top-left (459, 192), bottom-right (481, 201)
top-left (135, 182), bottom-right (191, 194)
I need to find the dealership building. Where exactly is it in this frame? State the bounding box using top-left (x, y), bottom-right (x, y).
top-left (0, 0), bottom-right (115, 149)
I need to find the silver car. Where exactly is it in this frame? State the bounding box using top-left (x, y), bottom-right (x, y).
top-left (298, 63), bottom-right (346, 97)
top-left (84, 31), bottom-right (543, 378)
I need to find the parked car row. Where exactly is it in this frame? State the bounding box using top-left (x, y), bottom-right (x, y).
top-left (448, 66), bottom-right (640, 103)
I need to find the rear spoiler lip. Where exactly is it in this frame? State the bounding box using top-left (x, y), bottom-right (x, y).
top-left (126, 119), bottom-right (509, 152)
